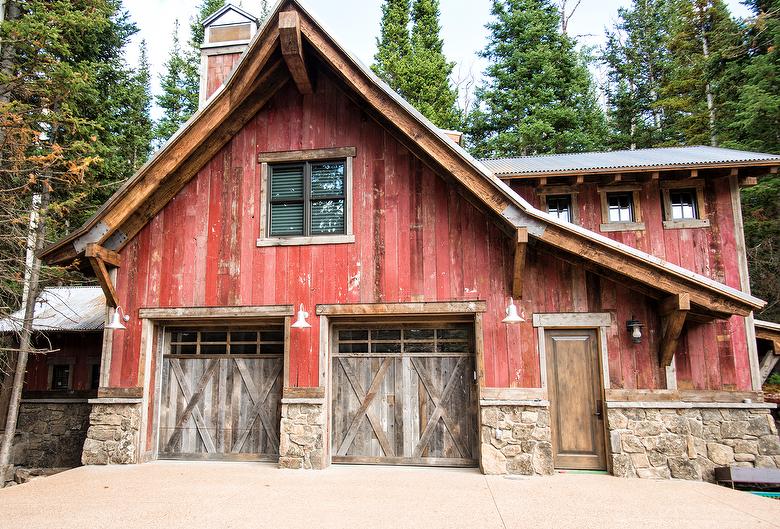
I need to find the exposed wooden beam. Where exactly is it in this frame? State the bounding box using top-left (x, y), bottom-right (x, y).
top-left (575, 175), bottom-right (585, 185)
top-left (760, 349), bottom-right (780, 384)
top-left (730, 168), bottom-right (739, 177)
top-left (513, 228), bottom-right (528, 299)
top-left (690, 169), bottom-right (699, 178)
top-left (279, 11), bottom-right (313, 95)
top-left (659, 293), bottom-right (691, 367)
top-left (537, 177), bottom-right (547, 187)
top-left (259, 146), bottom-right (356, 163)
top-left (85, 243), bottom-right (120, 267)
top-left (606, 173), bottom-right (623, 185)
top-left (740, 176), bottom-right (758, 187)
top-left (316, 301), bottom-right (487, 316)
top-left (88, 255), bottom-right (119, 308)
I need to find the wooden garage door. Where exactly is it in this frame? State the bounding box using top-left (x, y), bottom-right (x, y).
top-left (332, 325), bottom-right (478, 467)
top-left (157, 327), bottom-right (283, 461)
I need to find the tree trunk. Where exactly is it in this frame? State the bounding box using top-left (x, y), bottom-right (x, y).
top-left (0, 188), bottom-right (48, 485)
top-left (697, 4), bottom-right (718, 146)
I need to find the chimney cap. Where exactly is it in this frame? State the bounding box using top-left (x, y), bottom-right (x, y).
top-left (202, 4), bottom-right (259, 28)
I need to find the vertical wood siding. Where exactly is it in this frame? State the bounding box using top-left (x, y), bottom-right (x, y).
top-left (108, 74), bottom-right (750, 393)
top-left (512, 179), bottom-right (751, 391)
top-left (24, 333), bottom-right (103, 391)
top-left (206, 53), bottom-right (243, 100)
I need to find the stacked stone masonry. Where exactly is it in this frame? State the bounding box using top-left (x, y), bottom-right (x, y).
top-left (278, 402), bottom-right (326, 470)
top-left (11, 402), bottom-right (90, 468)
top-left (479, 404), bottom-right (554, 475)
top-left (608, 407), bottom-right (780, 481)
top-left (81, 403), bottom-right (141, 465)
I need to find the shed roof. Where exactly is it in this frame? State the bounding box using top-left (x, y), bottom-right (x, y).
top-left (482, 146), bottom-right (780, 177)
top-left (0, 286), bottom-right (105, 333)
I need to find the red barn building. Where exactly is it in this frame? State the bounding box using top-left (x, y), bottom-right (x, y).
top-left (38, 2), bottom-right (780, 479)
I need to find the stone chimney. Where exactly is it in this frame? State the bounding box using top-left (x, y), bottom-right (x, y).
top-left (199, 4), bottom-right (259, 107)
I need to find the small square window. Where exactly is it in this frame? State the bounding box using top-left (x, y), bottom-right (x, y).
top-left (669, 189), bottom-right (698, 220)
top-left (546, 195), bottom-right (573, 223)
top-left (607, 192), bottom-right (635, 223)
top-left (51, 364), bottom-right (70, 391)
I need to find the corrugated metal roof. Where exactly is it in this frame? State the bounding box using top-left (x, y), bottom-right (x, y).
top-left (481, 146), bottom-right (780, 176)
top-left (0, 286), bottom-right (105, 333)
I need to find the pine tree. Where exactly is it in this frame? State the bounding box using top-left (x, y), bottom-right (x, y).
top-left (403, 0), bottom-right (460, 128)
top-left (726, 0), bottom-right (780, 152)
top-left (154, 20), bottom-right (198, 146)
top-left (467, 0), bottom-right (607, 157)
top-left (602, 0), bottom-right (674, 149)
top-left (0, 0), bottom-right (144, 471)
top-left (734, 0), bottom-right (780, 322)
top-left (372, 0), bottom-right (412, 93)
top-left (659, 0), bottom-right (742, 146)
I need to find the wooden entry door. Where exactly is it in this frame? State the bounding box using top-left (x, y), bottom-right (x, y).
top-left (157, 328), bottom-right (283, 461)
top-left (545, 329), bottom-right (606, 470)
top-left (331, 326), bottom-right (478, 467)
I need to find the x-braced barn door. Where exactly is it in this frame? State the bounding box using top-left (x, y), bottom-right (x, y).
top-left (157, 328), bottom-right (283, 461)
top-left (331, 325), bottom-right (478, 467)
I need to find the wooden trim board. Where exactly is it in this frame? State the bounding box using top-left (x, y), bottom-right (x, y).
top-left (316, 301), bottom-right (487, 316)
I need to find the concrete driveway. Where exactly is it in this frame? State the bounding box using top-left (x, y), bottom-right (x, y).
top-left (1, 462), bottom-right (779, 528)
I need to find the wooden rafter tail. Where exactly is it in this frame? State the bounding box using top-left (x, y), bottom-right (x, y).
top-left (512, 227), bottom-right (528, 299)
top-left (86, 243), bottom-right (120, 308)
top-left (279, 11), bottom-right (313, 95)
top-left (659, 292), bottom-right (691, 367)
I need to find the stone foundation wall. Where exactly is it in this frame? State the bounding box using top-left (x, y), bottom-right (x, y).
top-left (479, 404), bottom-right (553, 475)
top-left (7, 401), bottom-right (90, 468)
top-left (608, 406), bottom-right (780, 481)
top-left (81, 402), bottom-right (141, 465)
top-left (278, 401), bottom-right (326, 469)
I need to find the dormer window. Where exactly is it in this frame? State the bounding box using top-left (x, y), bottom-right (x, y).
top-left (258, 147), bottom-right (357, 247)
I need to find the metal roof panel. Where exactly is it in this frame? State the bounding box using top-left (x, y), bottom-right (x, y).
top-left (0, 286), bottom-right (105, 333)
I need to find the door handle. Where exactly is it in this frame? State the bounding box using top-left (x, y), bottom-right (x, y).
top-left (594, 399), bottom-right (603, 419)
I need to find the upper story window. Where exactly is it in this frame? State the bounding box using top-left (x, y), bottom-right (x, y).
top-left (661, 181), bottom-right (709, 229)
top-left (258, 147), bottom-right (357, 247)
top-left (669, 189), bottom-right (698, 220)
top-left (269, 161), bottom-right (346, 237)
top-left (537, 186), bottom-right (578, 224)
top-left (546, 195), bottom-right (573, 223)
top-left (607, 192), bottom-right (634, 222)
top-left (598, 185), bottom-right (645, 232)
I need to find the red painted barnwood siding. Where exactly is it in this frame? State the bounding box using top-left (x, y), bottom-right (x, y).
top-left (206, 52), bottom-right (242, 100)
top-left (23, 332), bottom-right (102, 392)
top-left (108, 72), bottom-right (747, 394)
top-left (511, 180), bottom-right (751, 391)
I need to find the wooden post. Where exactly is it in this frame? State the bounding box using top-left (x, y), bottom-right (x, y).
top-left (512, 228), bottom-right (528, 299)
top-left (659, 293), bottom-right (690, 367)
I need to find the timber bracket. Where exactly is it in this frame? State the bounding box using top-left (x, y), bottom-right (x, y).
top-left (659, 292), bottom-right (690, 367)
top-left (279, 11), bottom-right (313, 95)
top-left (85, 243), bottom-right (121, 308)
top-left (512, 228), bottom-right (528, 299)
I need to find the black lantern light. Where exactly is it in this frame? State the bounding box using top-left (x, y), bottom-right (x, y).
top-left (626, 317), bottom-right (644, 344)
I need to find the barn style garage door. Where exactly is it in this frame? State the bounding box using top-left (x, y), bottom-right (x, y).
top-left (332, 324), bottom-right (478, 467)
top-left (157, 327), bottom-right (283, 461)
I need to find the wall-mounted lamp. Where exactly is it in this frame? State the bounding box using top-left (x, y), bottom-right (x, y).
top-left (502, 297), bottom-right (524, 324)
top-left (626, 317), bottom-right (644, 344)
top-left (106, 306), bottom-right (130, 331)
top-left (291, 303), bottom-right (311, 329)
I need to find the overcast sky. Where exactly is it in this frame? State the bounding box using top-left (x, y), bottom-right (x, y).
top-left (123, 0), bottom-right (753, 119)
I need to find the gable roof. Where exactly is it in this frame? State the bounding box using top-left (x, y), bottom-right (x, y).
top-left (0, 287), bottom-right (105, 333)
top-left (38, 0), bottom-right (764, 319)
top-left (482, 146), bottom-right (780, 178)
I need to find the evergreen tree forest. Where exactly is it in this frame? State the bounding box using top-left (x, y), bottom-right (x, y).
top-left (0, 0), bottom-right (152, 354)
